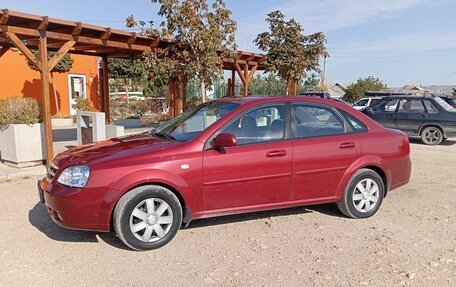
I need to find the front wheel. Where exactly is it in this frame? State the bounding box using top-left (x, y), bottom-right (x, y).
top-left (421, 126), bottom-right (443, 145)
top-left (113, 185), bottom-right (182, 251)
top-left (337, 169), bottom-right (385, 219)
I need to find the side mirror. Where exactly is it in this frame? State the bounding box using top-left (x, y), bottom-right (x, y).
top-left (213, 133), bottom-right (237, 148)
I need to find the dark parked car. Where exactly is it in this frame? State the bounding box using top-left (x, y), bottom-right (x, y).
top-left (39, 97), bottom-right (411, 250)
top-left (363, 95), bottom-right (456, 145)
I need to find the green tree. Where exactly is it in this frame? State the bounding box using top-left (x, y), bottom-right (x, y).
top-left (108, 58), bottom-right (146, 80)
top-left (128, 0), bottom-right (237, 102)
top-left (303, 73), bottom-right (320, 91)
top-left (249, 73), bottom-right (287, 95)
top-left (27, 51), bottom-right (73, 114)
top-left (254, 10), bottom-right (328, 96)
top-left (343, 76), bottom-right (387, 103)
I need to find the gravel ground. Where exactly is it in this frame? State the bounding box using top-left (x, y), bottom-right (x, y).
top-left (0, 139), bottom-right (455, 287)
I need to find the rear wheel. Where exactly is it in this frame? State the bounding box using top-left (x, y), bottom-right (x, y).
top-left (337, 169), bottom-right (385, 219)
top-left (421, 126), bottom-right (443, 145)
top-left (113, 185), bottom-right (182, 251)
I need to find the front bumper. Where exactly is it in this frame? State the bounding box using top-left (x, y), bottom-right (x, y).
top-left (38, 178), bottom-right (111, 232)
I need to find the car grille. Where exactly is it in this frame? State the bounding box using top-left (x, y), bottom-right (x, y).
top-left (47, 163), bottom-right (58, 181)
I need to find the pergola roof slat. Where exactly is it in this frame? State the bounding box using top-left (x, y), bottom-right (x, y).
top-left (0, 9), bottom-right (266, 69)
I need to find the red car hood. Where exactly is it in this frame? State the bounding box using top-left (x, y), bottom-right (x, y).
top-left (53, 132), bottom-right (179, 169)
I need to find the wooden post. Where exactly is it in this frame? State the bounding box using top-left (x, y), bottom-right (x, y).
top-left (182, 77), bottom-right (187, 111)
top-left (101, 55), bottom-right (110, 124)
top-left (227, 78), bottom-right (232, 97)
top-left (243, 64), bottom-right (249, 96)
top-left (38, 31), bottom-right (53, 166)
top-left (231, 69), bottom-right (235, 96)
top-left (174, 78), bottom-right (181, 116)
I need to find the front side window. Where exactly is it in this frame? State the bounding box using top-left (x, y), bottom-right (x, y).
top-left (371, 98), bottom-right (399, 112)
top-left (154, 101), bottom-right (240, 142)
top-left (220, 104), bottom-right (286, 145)
top-left (292, 104), bottom-right (345, 138)
top-left (354, 99), bottom-right (368, 107)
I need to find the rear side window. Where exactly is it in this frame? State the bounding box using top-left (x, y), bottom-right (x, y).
top-left (292, 104), bottom-right (345, 139)
top-left (423, 100), bottom-right (439, 113)
top-left (339, 110), bottom-right (368, 133)
top-left (397, 99), bottom-right (425, 113)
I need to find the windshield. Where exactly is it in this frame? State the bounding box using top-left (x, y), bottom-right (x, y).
top-left (154, 101), bottom-right (240, 142)
top-left (434, 97), bottom-right (456, 111)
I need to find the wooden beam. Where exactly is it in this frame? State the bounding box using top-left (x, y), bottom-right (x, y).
top-left (0, 46), bottom-right (9, 57)
top-left (101, 55), bottom-right (110, 124)
top-left (0, 9), bottom-right (9, 25)
top-left (48, 40), bottom-right (75, 72)
top-left (243, 63), bottom-right (249, 96)
top-left (37, 16), bottom-right (49, 30)
top-left (4, 31), bottom-right (43, 72)
top-left (234, 61), bottom-right (246, 84)
top-left (127, 32), bottom-right (137, 44)
top-left (168, 78), bottom-right (175, 118)
top-left (101, 28), bottom-right (111, 40)
top-left (72, 22), bottom-right (82, 36)
top-left (246, 63), bottom-right (258, 84)
top-left (39, 31), bottom-right (54, 167)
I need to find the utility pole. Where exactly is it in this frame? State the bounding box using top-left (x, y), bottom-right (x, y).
top-left (321, 56), bottom-right (327, 86)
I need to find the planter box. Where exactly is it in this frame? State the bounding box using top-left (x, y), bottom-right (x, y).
top-left (0, 123), bottom-right (45, 168)
top-left (52, 118), bottom-right (74, 127)
top-left (114, 118), bottom-right (142, 128)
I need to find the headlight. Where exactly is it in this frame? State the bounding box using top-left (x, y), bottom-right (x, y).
top-left (57, 165), bottom-right (90, 188)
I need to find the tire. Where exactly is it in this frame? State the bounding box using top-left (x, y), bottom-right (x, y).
top-left (113, 185), bottom-right (182, 251)
top-left (337, 169), bottom-right (385, 219)
top-left (421, 126), bottom-right (443, 145)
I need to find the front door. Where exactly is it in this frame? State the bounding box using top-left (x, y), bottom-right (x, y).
top-left (68, 74), bottom-right (87, 115)
top-left (202, 103), bottom-right (292, 212)
top-left (369, 97), bottom-right (399, 128)
top-left (290, 103), bottom-right (360, 200)
top-left (395, 98), bottom-right (428, 135)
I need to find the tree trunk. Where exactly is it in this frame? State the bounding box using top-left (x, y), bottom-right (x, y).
top-left (201, 80), bottom-right (206, 103)
top-left (286, 79), bottom-right (292, 96)
top-left (50, 72), bottom-right (59, 114)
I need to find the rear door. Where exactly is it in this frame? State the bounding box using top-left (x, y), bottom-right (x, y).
top-left (290, 103), bottom-right (360, 201)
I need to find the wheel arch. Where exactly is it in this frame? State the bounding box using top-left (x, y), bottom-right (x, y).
top-left (108, 181), bottom-right (191, 232)
top-left (419, 124), bottom-right (445, 137)
top-left (361, 165), bottom-right (388, 196)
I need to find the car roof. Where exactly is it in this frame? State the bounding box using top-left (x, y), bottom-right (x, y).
top-left (218, 96), bottom-right (341, 105)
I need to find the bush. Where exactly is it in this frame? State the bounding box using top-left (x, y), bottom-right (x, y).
top-left (0, 97), bottom-right (41, 125)
top-left (71, 98), bottom-right (94, 112)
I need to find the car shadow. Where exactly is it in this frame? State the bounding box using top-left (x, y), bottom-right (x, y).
top-left (28, 202), bottom-right (129, 250)
top-left (185, 204), bottom-right (343, 230)
top-left (409, 138), bottom-right (456, 146)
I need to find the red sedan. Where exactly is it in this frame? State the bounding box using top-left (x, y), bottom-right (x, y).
top-left (38, 97), bottom-right (411, 250)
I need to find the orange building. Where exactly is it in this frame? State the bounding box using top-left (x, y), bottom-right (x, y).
top-left (0, 48), bottom-right (99, 115)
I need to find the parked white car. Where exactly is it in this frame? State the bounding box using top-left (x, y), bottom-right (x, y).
top-left (352, 97), bottom-right (383, 110)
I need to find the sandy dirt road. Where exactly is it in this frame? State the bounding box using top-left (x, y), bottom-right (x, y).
top-left (0, 139), bottom-right (455, 287)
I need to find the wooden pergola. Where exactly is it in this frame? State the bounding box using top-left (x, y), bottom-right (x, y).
top-left (0, 9), bottom-right (266, 166)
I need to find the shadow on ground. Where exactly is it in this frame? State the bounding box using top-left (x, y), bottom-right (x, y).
top-left (29, 201), bottom-right (343, 248)
top-left (186, 203), bottom-right (342, 230)
top-left (28, 202), bottom-right (129, 250)
top-left (409, 138), bottom-right (456, 146)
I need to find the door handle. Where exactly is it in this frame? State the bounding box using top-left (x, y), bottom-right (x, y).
top-left (418, 115), bottom-right (428, 119)
top-left (266, 150), bottom-right (287, 158)
top-left (386, 114), bottom-right (396, 118)
top-left (340, 142), bottom-right (356, 149)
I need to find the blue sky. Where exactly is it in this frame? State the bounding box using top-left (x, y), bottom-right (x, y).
top-left (1, 0), bottom-right (456, 87)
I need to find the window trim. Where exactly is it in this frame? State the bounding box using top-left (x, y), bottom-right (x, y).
top-left (290, 102), bottom-right (350, 140)
top-left (204, 102), bottom-right (290, 150)
top-left (338, 109), bottom-right (368, 134)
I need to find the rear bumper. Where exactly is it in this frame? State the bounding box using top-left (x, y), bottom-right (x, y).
top-left (38, 178), bottom-right (111, 232)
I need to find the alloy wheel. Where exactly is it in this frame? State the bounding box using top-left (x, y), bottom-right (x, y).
top-left (129, 198), bottom-right (174, 243)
